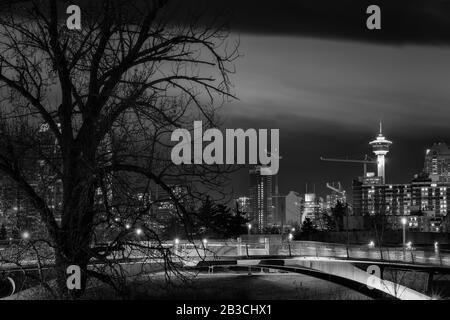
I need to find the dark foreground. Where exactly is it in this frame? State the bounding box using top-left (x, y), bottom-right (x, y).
top-left (4, 271), bottom-right (370, 300)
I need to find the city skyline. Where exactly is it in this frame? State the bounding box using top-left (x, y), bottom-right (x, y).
top-left (239, 132), bottom-right (450, 234)
top-left (231, 123), bottom-right (450, 200)
top-left (193, 1), bottom-right (450, 199)
top-left (223, 33), bottom-right (450, 197)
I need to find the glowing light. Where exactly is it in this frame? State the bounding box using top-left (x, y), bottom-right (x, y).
top-left (21, 231), bottom-right (30, 240)
top-left (174, 238), bottom-right (180, 245)
top-left (369, 241), bottom-right (375, 248)
top-left (401, 217), bottom-right (407, 225)
top-left (288, 233), bottom-right (293, 241)
top-left (202, 239), bottom-right (208, 244)
top-left (125, 224), bottom-right (131, 229)
top-left (434, 242), bottom-right (439, 250)
top-left (135, 228), bottom-right (143, 236)
top-left (406, 241), bottom-right (412, 249)
top-left (247, 223), bottom-right (252, 230)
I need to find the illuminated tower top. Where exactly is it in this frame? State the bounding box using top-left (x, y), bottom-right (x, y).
top-left (369, 121), bottom-right (392, 184)
top-left (369, 121), bottom-right (392, 155)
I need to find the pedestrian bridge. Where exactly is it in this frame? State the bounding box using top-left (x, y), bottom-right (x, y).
top-left (171, 239), bottom-right (450, 267)
top-left (168, 240), bottom-right (450, 300)
top-left (2, 239), bottom-right (450, 300)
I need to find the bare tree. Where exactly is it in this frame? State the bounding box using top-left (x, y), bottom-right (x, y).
top-left (0, 0), bottom-right (238, 298)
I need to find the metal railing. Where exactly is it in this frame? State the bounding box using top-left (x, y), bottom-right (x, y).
top-left (165, 239), bottom-right (450, 268)
top-left (2, 239), bottom-right (450, 270)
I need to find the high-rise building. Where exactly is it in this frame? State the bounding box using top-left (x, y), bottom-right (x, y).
top-left (352, 174), bottom-right (450, 232)
top-left (248, 165), bottom-right (278, 233)
top-left (424, 142), bottom-right (450, 182)
top-left (235, 196), bottom-right (251, 218)
top-left (272, 194), bottom-right (286, 227)
top-left (325, 182), bottom-right (347, 211)
top-left (352, 179), bottom-right (411, 217)
top-left (152, 183), bottom-right (190, 221)
top-left (302, 193), bottom-right (322, 224)
top-left (0, 123), bottom-right (64, 236)
top-left (285, 191), bottom-right (302, 226)
top-left (0, 176), bottom-right (38, 235)
top-left (36, 122), bottom-right (63, 223)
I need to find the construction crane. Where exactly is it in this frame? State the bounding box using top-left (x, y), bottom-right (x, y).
top-left (326, 182), bottom-right (349, 209)
top-left (320, 154), bottom-right (377, 177)
top-left (326, 182), bottom-right (345, 195)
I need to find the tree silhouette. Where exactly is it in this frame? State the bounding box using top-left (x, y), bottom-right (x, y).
top-left (165, 197), bottom-right (248, 239)
top-left (0, 0), bottom-right (238, 298)
top-left (331, 201), bottom-right (346, 232)
top-left (301, 217), bottom-right (317, 236)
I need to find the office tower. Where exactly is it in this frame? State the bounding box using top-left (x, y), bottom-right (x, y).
top-left (235, 196), bottom-right (251, 218)
top-left (0, 176), bottom-right (38, 235)
top-left (272, 194), bottom-right (286, 227)
top-left (248, 165), bottom-right (277, 233)
top-left (325, 182), bottom-right (347, 211)
top-left (424, 142), bottom-right (450, 182)
top-left (285, 191), bottom-right (302, 226)
top-left (302, 193), bottom-right (321, 224)
top-left (152, 183), bottom-right (190, 221)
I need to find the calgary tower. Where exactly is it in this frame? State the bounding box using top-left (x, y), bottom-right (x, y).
top-left (369, 121), bottom-right (392, 184)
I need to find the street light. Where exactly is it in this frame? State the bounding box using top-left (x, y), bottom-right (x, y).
top-left (125, 223), bottom-right (131, 230)
top-left (21, 231), bottom-right (30, 240)
top-left (406, 241), bottom-right (412, 250)
top-left (135, 228), bottom-right (143, 236)
top-left (401, 217), bottom-right (407, 258)
top-left (174, 238), bottom-right (180, 254)
top-left (369, 241), bottom-right (375, 248)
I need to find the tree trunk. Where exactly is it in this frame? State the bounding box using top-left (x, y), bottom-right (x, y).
top-left (55, 243), bottom-right (90, 299)
top-left (53, 144), bottom-right (97, 299)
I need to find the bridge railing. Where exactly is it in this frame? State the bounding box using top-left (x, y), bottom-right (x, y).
top-left (164, 239), bottom-right (450, 267)
top-left (3, 239), bottom-right (450, 269)
top-left (276, 241), bottom-right (450, 267)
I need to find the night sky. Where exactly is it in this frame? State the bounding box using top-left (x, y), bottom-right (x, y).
top-left (8, 0), bottom-right (450, 199)
top-left (183, 0), bottom-right (450, 198)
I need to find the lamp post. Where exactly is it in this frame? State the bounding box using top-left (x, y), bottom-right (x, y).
top-left (401, 217), bottom-right (407, 258)
top-left (174, 238), bottom-right (180, 255)
top-left (288, 233), bottom-right (293, 256)
top-left (346, 204), bottom-right (350, 258)
top-left (246, 223), bottom-right (252, 275)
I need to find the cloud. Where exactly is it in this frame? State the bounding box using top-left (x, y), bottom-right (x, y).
top-left (167, 0), bottom-right (450, 45)
top-left (223, 35), bottom-right (450, 135)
